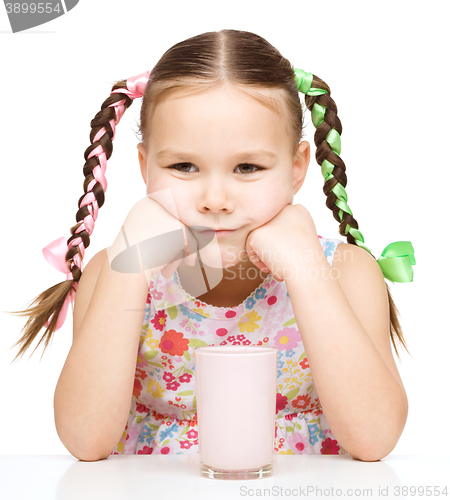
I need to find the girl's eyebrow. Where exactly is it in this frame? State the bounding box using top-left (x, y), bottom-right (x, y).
top-left (156, 148), bottom-right (277, 163)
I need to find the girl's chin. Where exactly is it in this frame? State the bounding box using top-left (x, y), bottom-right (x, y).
top-left (198, 254), bottom-right (248, 270)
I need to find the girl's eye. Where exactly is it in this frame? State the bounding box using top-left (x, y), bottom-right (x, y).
top-left (168, 163), bottom-right (265, 176)
top-left (169, 163), bottom-right (196, 174)
top-left (236, 163), bottom-right (264, 175)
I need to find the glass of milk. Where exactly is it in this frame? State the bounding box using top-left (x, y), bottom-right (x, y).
top-left (194, 345), bottom-right (278, 479)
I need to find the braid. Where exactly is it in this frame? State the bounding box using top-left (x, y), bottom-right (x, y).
top-left (67, 82), bottom-right (135, 285)
top-left (7, 79), bottom-right (139, 363)
top-left (296, 70), bottom-right (370, 253)
top-left (294, 68), bottom-right (414, 360)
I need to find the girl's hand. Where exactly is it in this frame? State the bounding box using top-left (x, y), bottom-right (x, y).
top-left (244, 203), bottom-right (321, 282)
top-left (107, 190), bottom-right (198, 282)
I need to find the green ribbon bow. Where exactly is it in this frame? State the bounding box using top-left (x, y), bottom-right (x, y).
top-left (293, 67), bottom-right (416, 283)
top-left (376, 241), bottom-right (416, 283)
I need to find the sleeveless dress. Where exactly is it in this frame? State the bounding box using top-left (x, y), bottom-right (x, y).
top-left (111, 235), bottom-right (352, 457)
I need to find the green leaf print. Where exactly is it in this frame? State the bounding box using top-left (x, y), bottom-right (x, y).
top-left (193, 395), bottom-right (197, 409)
top-left (177, 390), bottom-right (194, 396)
top-left (162, 439), bottom-right (170, 446)
top-left (285, 387), bottom-right (300, 401)
top-left (282, 317), bottom-right (297, 327)
top-left (144, 350), bottom-right (159, 361)
top-left (167, 306), bottom-right (178, 320)
top-left (307, 385), bottom-right (313, 392)
top-left (147, 361), bottom-right (164, 369)
top-left (136, 416), bottom-right (143, 424)
top-left (189, 339), bottom-right (208, 347)
top-left (299, 352), bottom-right (306, 362)
top-left (184, 351), bottom-right (191, 362)
top-left (184, 368), bottom-right (194, 375)
top-left (179, 426), bottom-right (189, 438)
top-left (286, 426), bottom-right (294, 433)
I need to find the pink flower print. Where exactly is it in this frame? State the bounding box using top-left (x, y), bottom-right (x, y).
top-left (273, 327), bottom-right (301, 351)
top-left (287, 432), bottom-right (314, 454)
top-left (123, 424), bottom-right (139, 453)
top-left (180, 440), bottom-right (193, 449)
top-left (136, 355), bottom-right (148, 370)
top-left (138, 446), bottom-right (154, 454)
top-left (163, 372), bottom-right (176, 383)
top-left (237, 335), bottom-right (245, 341)
top-left (166, 381), bottom-right (181, 391)
top-left (151, 310), bottom-right (167, 331)
top-left (285, 413), bottom-right (298, 421)
top-left (150, 286), bottom-right (163, 301)
top-left (227, 336), bottom-right (236, 342)
top-left (216, 328), bottom-right (228, 337)
top-left (179, 373), bottom-right (193, 383)
top-left (276, 393), bottom-right (288, 412)
top-left (160, 281), bottom-right (185, 305)
top-left (320, 437), bottom-right (341, 455)
top-left (161, 446), bottom-right (170, 454)
top-left (186, 429), bottom-right (198, 439)
top-left (242, 340), bottom-right (251, 345)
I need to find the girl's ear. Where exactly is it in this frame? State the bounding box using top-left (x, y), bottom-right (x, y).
top-left (137, 142), bottom-right (148, 185)
top-left (292, 140), bottom-right (310, 194)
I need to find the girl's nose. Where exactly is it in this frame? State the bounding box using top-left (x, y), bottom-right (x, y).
top-left (198, 180), bottom-right (234, 213)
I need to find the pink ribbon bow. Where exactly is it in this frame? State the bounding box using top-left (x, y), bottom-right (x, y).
top-left (42, 237), bottom-right (79, 331)
top-left (110, 70), bottom-right (151, 100)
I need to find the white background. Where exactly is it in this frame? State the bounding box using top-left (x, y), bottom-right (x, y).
top-left (0, 0), bottom-right (447, 456)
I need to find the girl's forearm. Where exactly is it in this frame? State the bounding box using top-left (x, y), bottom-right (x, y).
top-left (54, 257), bottom-right (150, 461)
top-left (284, 255), bottom-right (407, 461)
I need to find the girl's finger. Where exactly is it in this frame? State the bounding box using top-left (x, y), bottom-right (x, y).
top-left (184, 252), bottom-right (197, 266)
top-left (161, 257), bottom-right (183, 279)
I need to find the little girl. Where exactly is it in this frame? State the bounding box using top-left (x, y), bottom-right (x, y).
top-left (9, 29), bottom-right (415, 462)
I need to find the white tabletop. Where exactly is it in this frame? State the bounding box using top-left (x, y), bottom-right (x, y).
top-left (0, 455), bottom-right (448, 500)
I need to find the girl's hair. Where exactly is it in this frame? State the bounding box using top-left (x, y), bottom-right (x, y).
top-left (7, 29), bottom-right (411, 363)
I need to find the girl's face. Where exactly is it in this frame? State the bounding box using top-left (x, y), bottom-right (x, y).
top-left (137, 84), bottom-right (310, 268)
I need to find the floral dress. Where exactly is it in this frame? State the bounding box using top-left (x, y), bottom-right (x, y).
top-left (111, 235), bottom-right (352, 457)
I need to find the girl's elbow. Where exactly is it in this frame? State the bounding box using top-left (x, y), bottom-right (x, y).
top-left (348, 427), bottom-right (405, 462)
top-left (77, 453), bottom-right (110, 462)
top-left (349, 446), bottom-right (393, 462)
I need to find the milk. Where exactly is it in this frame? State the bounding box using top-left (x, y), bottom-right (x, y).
top-left (195, 345), bottom-right (277, 479)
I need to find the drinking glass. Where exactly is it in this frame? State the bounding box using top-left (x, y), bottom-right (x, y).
top-left (194, 345), bottom-right (277, 479)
